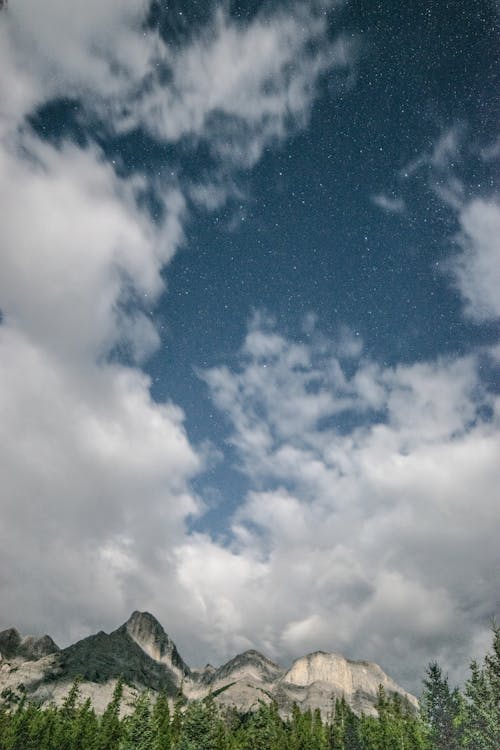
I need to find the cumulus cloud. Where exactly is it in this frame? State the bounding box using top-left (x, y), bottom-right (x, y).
top-left (185, 319), bottom-right (500, 690)
top-left (446, 197), bottom-right (500, 321)
top-left (0, 131), bottom-right (202, 641)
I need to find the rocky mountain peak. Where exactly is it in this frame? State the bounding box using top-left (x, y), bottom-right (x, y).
top-left (0, 628), bottom-right (22, 659)
top-left (124, 611), bottom-right (190, 679)
top-left (125, 611), bottom-right (166, 647)
top-left (282, 650), bottom-right (418, 713)
top-left (210, 648), bottom-right (283, 686)
top-left (0, 627), bottom-right (59, 661)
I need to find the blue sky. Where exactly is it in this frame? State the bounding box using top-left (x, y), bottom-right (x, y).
top-left (0, 0), bottom-right (499, 693)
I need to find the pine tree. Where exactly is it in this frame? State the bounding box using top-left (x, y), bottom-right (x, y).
top-left (122, 691), bottom-right (153, 750)
top-left (72, 697), bottom-right (99, 750)
top-left (53, 677), bottom-right (82, 750)
top-left (311, 708), bottom-right (327, 750)
top-left (0, 702), bottom-right (11, 750)
top-left (170, 688), bottom-right (185, 749)
top-left (421, 662), bottom-right (461, 750)
top-left (152, 690), bottom-right (171, 750)
top-left (242, 701), bottom-right (280, 750)
top-left (330, 696), bottom-right (348, 750)
top-left (97, 678), bottom-right (123, 750)
top-left (4, 696), bottom-right (36, 750)
top-left (178, 699), bottom-right (219, 750)
top-left (460, 623), bottom-right (500, 749)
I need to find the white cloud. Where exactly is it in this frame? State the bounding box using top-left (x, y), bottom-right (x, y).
top-left (446, 198), bottom-right (500, 321)
top-left (0, 137), bottom-right (184, 361)
top-left (122, 6), bottom-right (355, 166)
top-left (185, 321), bottom-right (500, 690)
top-left (0, 131), bottom-right (204, 642)
top-left (3, 1), bottom-right (354, 168)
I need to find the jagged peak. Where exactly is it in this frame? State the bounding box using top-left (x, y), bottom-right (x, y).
top-left (123, 611), bottom-right (190, 678)
top-left (0, 627), bottom-right (59, 660)
top-left (211, 648), bottom-right (283, 686)
top-left (234, 649), bottom-right (281, 667)
top-left (126, 610), bottom-right (165, 633)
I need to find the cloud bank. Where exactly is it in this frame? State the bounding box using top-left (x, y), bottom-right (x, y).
top-left (188, 314), bottom-right (500, 689)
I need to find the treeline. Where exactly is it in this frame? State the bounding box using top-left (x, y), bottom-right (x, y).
top-left (0, 625), bottom-right (498, 750)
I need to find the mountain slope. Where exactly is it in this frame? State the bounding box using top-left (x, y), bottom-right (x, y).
top-left (0, 612), bottom-right (418, 716)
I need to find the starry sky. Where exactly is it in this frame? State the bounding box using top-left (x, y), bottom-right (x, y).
top-left (0, 0), bottom-right (499, 694)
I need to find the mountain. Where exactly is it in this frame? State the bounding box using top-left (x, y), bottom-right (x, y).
top-left (0, 612), bottom-right (418, 717)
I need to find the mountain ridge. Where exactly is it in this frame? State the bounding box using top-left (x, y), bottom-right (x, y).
top-left (0, 611), bottom-right (418, 717)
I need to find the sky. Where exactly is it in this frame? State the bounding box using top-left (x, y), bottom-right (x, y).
top-left (0, 0), bottom-right (499, 695)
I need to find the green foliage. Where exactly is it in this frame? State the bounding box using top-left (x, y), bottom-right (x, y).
top-left (462, 621), bottom-right (500, 750)
top-left (152, 690), bottom-right (171, 750)
top-left (97, 678), bottom-right (123, 750)
top-left (122, 691), bottom-right (153, 750)
top-left (421, 662), bottom-right (462, 749)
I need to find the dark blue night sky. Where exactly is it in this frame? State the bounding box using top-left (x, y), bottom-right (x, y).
top-left (1, 0), bottom-right (499, 689)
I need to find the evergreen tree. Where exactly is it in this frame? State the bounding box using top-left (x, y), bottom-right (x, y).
top-left (97, 678), bottom-right (123, 750)
top-left (152, 690), bottom-right (171, 750)
top-left (343, 704), bottom-right (362, 750)
top-left (460, 623), bottom-right (500, 749)
top-left (32, 704), bottom-right (58, 750)
top-left (0, 703), bottom-right (11, 750)
top-left (330, 696), bottom-right (348, 750)
top-left (4, 696), bottom-right (36, 750)
top-left (178, 699), bottom-right (219, 750)
top-left (122, 691), bottom-right (153, 750)
top-left (72, 697), bottom-right (98, 750)
top-left (311, 708), bottom-right (327, 750)
top-left (54, 678), bottom-right (82, 750)
top-left (421, 662), bottom-right (461, 750)
top-left (170, 688), bottom-right (185, 749)
top-left (242, 701), bottom-right (281, 750)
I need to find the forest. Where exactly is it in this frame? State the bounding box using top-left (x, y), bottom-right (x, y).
top-left (0, 625), bottom-right (498, 750)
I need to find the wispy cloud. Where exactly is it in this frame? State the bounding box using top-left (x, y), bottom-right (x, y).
top-left (371, 193), bottom-right (406, 213)
top-left (400, 125), bottom-right (463, 179)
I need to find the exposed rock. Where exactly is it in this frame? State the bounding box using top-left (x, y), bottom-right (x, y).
top-left (280, 652), bottom-right (418, 715)
top-left (125, 611), bottom-right (190, 682)
top-left (19, 635), bottom-right (60, 660)
top-left (0, 613), bottom-right (418, 718)
top-left (0, 628), bottom-right (59, 662)
top-left (209, 650), bottom-right (283, 687)
top-left (54, 624), bottom-right (180, 693)
top-left (0, 628), bottom-right (22, 660)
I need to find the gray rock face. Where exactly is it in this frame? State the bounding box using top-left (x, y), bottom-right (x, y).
top-left (0, 627), bottom-right (59, 661)
top-left (209, 649), bottom-right (283, 687)
top-left (279, 651), bottom-right (418, 715)
top-left (125, 611), bottom-right (190, 682)
top-left (0, 613), bottom-right (417, 717)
